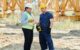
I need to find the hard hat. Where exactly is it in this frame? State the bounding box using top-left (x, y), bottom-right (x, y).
top-left (40, 3), bottom-right (47, 9)
top-left (25, 3), bottom-right (33, 9)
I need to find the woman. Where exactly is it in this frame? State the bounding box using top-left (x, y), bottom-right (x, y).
top-left (21, 3), bottom-right (34, 50)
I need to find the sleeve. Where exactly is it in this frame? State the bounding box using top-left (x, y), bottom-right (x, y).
top-left (48, 12), bottom-right (53, 19)
top-left (20, 13), bottom-right (28, 24)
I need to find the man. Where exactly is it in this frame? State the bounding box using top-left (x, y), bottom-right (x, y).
top-left (21, 3), bottom-right (34, 50)
top-left (39, 4), bottom-right (54, 50)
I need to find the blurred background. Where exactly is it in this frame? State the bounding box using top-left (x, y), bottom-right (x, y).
top-left (0, 0), bottom-right (80, 50)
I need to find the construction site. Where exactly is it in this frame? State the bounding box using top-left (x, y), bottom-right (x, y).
top-left (0, 0), bottom-right (80, 50)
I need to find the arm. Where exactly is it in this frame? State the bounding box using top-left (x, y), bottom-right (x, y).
top-left (20, 13), bottom-right (28, 24)
top-left (48, 12), bottom-right (54, 28)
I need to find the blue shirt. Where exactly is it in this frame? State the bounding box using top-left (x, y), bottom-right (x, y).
top-left (40, 12), bottom-right (53, 28)
top-left (21, 12), bottom-right (28, 25)
top-left (20, 11), bottom-right (31, 25)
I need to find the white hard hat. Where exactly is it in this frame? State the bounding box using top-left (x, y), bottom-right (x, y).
top-left (25, 3), bottom-right (33, 9)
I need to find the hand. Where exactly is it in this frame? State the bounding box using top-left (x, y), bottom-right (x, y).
top-left (34, 20), bottom-right (39, 24)
top-left (28, 19), bottom-right (34, 23)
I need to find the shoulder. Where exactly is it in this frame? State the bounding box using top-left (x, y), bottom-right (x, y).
top-left (46, 11), bottom-right (53, 17)
top-left (21, 12), bottom-right (25, 15)
top-left (46, 11), bottom-right (53, 15)
top-left (46, 11), bottom-right (54, 19)
top-left (21, 12), bottom-right (28, 18)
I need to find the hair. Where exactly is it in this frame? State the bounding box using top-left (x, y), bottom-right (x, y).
top-left (24, 7), bottom-right (29, 11)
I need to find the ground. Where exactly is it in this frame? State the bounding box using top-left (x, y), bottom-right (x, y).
top-left (0, 20), bottom-right (80, 50)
